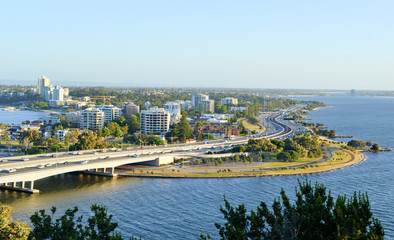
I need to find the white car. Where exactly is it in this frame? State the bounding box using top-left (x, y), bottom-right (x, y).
top-left (45, 163), bottom-right (53, 167)
top-left (37, 165), bottom-right (45, 169)
top-left (21, 157), bottom-right (29, 161)
top-left (7, 168), bottom-right (16, 173)
top-left (80, 160), bottom-right (89, 164)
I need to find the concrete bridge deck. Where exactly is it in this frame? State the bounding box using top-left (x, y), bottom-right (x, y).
top-left (0, 113), bottom-right (297, 193)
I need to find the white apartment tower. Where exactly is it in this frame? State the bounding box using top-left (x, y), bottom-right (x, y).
top-left (140, 107), bottom-right (170, 135)
top-left (220, 97), bottom-right (238, 106)
top-left (80, 108), bottom-right (105, 130)
top-left (99, 105), bottom-right (121, 123)
top-left (38, 76), bottom-right (51, 95)
top-left (52, 85), bottom-right (64, 101)
top-left (164, 101), bottom-right (182, 123)
top-left (191, 94), bottom-right (209, 109)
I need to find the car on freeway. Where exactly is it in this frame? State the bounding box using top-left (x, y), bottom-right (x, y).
top-left (21, 157), bottom-right (29, 161)
top-left (62, 161), bottom-right (70, 164)
top-left (80, 160), bottom-right (89, 164)
top-left (104, 156), bottom-right (110, 159)
top-left (37, 165), bottom-right (45, 169)
top-left (7, 168), bottom-right (16, 173)
top-left (115, 149), bottom-right (121, 152)
top-left (0, 159), bottom-right (8, 163)
top-left (45, 163), bottom-right (53, 167)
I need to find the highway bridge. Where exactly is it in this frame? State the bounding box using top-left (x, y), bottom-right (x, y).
top-left (0, 113), bottom-right (298, 193)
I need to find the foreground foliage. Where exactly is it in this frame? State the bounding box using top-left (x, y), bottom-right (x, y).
top-left (0, 204), bottom-right (31, 239)
top-left (28, 204), bottom-right (139, 240)
top-left (201, 180), bottom-right (384, 240)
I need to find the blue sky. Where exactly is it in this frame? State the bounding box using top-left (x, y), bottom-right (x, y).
top-left (1, 1), bottom-right (393, 90)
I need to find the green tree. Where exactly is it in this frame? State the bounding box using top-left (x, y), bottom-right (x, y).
top-left (106, 122), bottom-right (120, 135)
top-left (348, 139), bottom-right (367, 148)
top-left (74, 131), bottom-right (105, 150)
top-left (196, 121), bottom-right (204, 127)
top-left (0, 204), bottom-right (31, 239)
top-left (201, 180), bottom-right (384, 240)
top-left (29, 204), bottom-right (139, 240)
top-left (114, 127), bottom-right (123, 138)
top-left (239, 123), bottom-right (248, 135)
top-left (174, 111), bottom-right (191, 143)
top-left (102, 127), bottom-right (111, 137)
top-left (371, 143), bottom-right (379, 152)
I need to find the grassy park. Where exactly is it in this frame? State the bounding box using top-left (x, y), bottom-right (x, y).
top-left (117, 143), bottom-right (364, 178)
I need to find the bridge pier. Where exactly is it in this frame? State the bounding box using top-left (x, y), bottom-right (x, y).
top-left (0, 181), bottom-right (39, 194)
top-left (83, 167), bottom-right (118, 177)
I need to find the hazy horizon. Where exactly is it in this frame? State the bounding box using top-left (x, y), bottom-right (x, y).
top-left (1, 1), bottom-right (393, 90)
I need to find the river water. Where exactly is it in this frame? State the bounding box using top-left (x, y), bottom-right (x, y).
top-left (1, 95), bottom-right (393, 239)
top-left (0, 109), bottom-right (48, 124)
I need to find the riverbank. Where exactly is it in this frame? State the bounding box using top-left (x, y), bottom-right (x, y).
top-left (116, 145), bottom-right (365, 179)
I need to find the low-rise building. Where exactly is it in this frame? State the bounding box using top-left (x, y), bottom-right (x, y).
top-left (199, 114), bottom-right (233, 124)
top-left (64, 112), bottom-right (80, 124)
top-left (57, 129), bottom-right (69, 139)
top-left (229, 106), bottom-right (248, 112)
top-left (42, 115), bottom-right (60, 125)
top-left (194, 126), bottom-right (239, 139)
top-left (144, 101), bottom-right (151, 109)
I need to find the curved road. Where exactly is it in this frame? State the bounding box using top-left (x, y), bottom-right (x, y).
top-left (0, 112), bottom-right (297, 192)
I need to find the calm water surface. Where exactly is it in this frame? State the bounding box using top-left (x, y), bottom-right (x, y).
top-left (1, 95), bottom-right (393, 239)
top-left (0, 109), bottom-right (48, 124)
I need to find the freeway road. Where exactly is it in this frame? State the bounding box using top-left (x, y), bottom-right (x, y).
top-left (0, 111), bottom-right (302, 189)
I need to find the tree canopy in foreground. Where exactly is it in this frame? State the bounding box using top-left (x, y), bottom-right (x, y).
top-left (201, 179), bottom-right (384, 240)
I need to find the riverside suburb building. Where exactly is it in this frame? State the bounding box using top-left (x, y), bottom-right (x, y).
top-left (140, 107), bottom-right (170, 135)
top-left (80, 107), bottom-right (105, 130)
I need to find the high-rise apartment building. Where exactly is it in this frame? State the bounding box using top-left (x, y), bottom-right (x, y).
top-left (52, 85), bottom-right (64, 101)
top-left (37, 76), bottom-right (51, 95)
top-left (164, 101), bottom-right (182, 123)
top-left (99, 105), bottom-right (120, 123)
top-left (220, 97), bottom-right (238, 106)
top-left (80, 108), bottom-right (105, 130)
top-left (200, 99), bottom-right (215, 113)
top-left (37, 76), bottom-right (68, 103)
top-left (191, 94), bottom-right (209, 109)
top-left (125, 104), bottom-right (140, 116)
top-left (140, 107), bottom-right (170, 135)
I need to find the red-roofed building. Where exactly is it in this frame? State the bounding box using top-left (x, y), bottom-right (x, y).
top-left (186, 139), bottom-right (196, 143)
